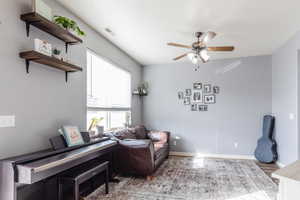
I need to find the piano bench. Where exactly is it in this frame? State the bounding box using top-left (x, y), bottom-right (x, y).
top-left (58, 161), bottom-right (109, 200)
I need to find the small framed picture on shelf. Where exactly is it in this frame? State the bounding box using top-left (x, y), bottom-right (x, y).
top-left (191, 104), bottom-right (198, 111)
top-left (185, 89), bottom-right (192, 96)
top-left (193, 82), bottom-right (202, 90)
top-left (204, 95), bottom-right (216, 104)
top-left (34, 38), bottom-right (52, 56)
top-left (32, 0), bottom-right (53, 21)
top-left (178, 91), bottom-right (184, 99)
top-left (184, 97), bottom-right (191, 105)
top-left (204, 84), bottom-right (211, 93)
top-left (213, 86), bottom-right (220, 94)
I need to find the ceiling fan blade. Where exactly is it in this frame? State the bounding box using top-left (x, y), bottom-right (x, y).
top-left (207, 46), bottom-right (234, 51)
top-left (173, 53), bottom-right (187, 60)
top-left (167, 43), bottom-right (192, 49)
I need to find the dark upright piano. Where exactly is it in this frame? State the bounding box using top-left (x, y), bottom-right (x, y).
top-left (0, 138), bottom-right (118, 200)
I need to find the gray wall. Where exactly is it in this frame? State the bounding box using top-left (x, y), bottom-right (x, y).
top-left (143, 56), bottom-right (272, 156)
top-left (272, 31), bottom-right (300, 166)
top-left (0, 0), bottom-right (142, 159)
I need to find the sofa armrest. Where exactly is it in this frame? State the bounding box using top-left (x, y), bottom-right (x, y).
top-left (147, 130), bottom-right (171, 145)
top-left (161, 131), bottom-right (171, 154)
top-left (115, 139), bottom-right (155, 175)
top-left (163, 131), bottom-right (171, 144)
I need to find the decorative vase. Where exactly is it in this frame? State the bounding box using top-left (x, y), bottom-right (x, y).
top-left (96, 126), bottom-right (104, 137)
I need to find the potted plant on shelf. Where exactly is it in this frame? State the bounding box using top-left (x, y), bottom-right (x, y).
top-left (133, 82), bottom-right (149, 96)
top-left (52, 48), bottom-right (62, 60)
top-left (53, 15), bottom-right (86, 36)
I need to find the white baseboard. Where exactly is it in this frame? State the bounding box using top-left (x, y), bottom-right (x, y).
top-left (169, 151), bottom-right (255, 160)
top-left (276, 161), bottom-right (285, 168)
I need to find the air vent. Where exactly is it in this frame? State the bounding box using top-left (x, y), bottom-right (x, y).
top-left (105, 28), bottom-right (115, 36)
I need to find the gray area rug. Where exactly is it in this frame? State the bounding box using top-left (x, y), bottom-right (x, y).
top-left (86, 157), bottom-right (278, 200)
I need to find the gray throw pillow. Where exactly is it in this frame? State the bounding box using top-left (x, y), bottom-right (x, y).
top-left (134, 125), bottom-right (147, 139)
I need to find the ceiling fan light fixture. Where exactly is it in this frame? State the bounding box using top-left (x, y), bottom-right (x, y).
top-left (187, 52), bottom-right (200, 64)
top-left (200, 49), bottom-right (210, 63)
top-left (203, 36), bottom-right (209, 43)
top-left (202, 31), bottom-right (216, 44)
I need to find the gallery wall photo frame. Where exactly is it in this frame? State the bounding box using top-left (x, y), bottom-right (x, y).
top-left (213, 86), bottom-right (220, 94)
top-left (184, 97), bottom-right (191, 105)
top-left (191, 104), bottom-right (198, 111)
top-left (193, 82), bottom-right (202, 90)
top-left (204, 94), bottom-right (216, 104)
top-left (178, 91), bottom-right (184, 99)
top-left (204, 84), bottom-right (211, 93)
top-left (199, 105), bottom-right (208, 111)
top-left (191, 90), bottom-right (203, 103)
top-left (185, 89), bottom-right (192, 96)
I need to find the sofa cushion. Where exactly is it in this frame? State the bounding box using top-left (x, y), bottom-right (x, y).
top-left (148, 131), bottom-right (168, 144)
top-left (133, 125), bottom-right (148, 139)
top-left (114, 129), bottom-right (137, 140)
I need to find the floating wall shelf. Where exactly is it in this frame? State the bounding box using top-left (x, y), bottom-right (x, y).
top-left (19, 51), bottom-right (83, 82)
top-left (20, 12), bottom-right (83, 52)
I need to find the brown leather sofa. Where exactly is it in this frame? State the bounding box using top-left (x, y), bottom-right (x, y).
top-left (105, 125), bottom-right (170, 176)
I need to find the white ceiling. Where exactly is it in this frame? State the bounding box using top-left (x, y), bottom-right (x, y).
top-left (57, 0), bottom-right (300, 66)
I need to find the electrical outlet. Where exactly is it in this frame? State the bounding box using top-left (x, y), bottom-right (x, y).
top-left (0, 115), bottom-right (15, 128)
top-left (234, 142), bottom-right (238, 149)
top-left (289, 113), bottom-right (295, 120)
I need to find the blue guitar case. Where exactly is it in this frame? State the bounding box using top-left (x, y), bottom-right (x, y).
top-left (254, 115), bottom-right (277, 163)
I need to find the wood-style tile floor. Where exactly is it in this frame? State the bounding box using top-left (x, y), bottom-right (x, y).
top-left (256, 161), bottom-right (280, 184)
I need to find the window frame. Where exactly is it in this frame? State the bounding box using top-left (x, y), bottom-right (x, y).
top-left (86, 49), bottom-right (132, 130)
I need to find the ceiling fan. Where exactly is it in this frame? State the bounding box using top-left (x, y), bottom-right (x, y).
top-left (167, 31), bottom-right (234, 64)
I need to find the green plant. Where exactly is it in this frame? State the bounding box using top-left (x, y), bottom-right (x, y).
top-left (88, 117), bottom-right (104, 131)
top-left (53, 48), bottom-right (61, 55)
top-left (53, 15), bottom-right (85, 36)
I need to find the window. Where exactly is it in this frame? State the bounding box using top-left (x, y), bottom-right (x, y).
top-left (87, 50), bottom-right (131, 131)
